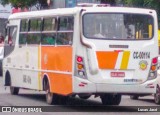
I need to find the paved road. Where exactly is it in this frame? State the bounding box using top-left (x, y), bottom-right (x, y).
top-left (0, 77), bottom-right (159, 115)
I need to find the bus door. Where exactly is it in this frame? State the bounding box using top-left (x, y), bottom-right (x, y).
top-left (4, 26), bottom-right (17, 58)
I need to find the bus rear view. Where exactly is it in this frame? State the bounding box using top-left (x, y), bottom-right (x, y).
top-left (73, 7), bottom-right (159, 105)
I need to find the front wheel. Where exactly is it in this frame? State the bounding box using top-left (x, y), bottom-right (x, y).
top-left (100, 94), bottom-right (121, 105)
top-left (10, 86), bottom-right (19, 95)
top-left (154, 86), bottom-right (160, 105)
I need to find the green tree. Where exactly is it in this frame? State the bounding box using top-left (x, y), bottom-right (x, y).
top-left (123, 0), bottom-right (160, 8)
top-left (100, 0), bottom-right (116, 5)
top-left (123, 0), bottom-right (160, 24)
top-left (0, 0), bottom-right (48, 10)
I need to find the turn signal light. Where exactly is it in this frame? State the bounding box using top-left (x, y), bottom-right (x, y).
top-left (151, 65), bottom-right (156, 71)
top-left (78, 64), bottom-right (83, 70)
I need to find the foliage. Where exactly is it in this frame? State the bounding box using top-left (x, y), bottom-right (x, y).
top-left (122, 0), bottom-right (160, 24)
top-left (100, 0), bottom-right (160, 23)
top-left (0, 0), bottom-right (48, 9)
top-left (123, 0), bottom-right (160, 9)
top-left (100, 0), bottom-right (116, 5)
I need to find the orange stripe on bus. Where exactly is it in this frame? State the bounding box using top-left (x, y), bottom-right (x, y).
top-left (48, 73), bottom-right (72, 95)
top-left (96, 51), bottom-right (119, 69)
top-left (41, 46), bottom-right (72, 71)
top-left (41, 46), bottom-right (73, 95)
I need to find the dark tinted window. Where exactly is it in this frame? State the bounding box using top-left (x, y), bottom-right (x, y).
top-left (27, 33), bottom-right (41, 44)
top-left (19, 34), bottom-right (27, 44)
top-left (57, 33), bottom-right (73, 45)
top-left (83, 13), bottom-right (154, 40)
top-left (58, 16), bottom-right (74, 31)
top-left (30, 19), bottom-right (42, 31)
top-left (20, 19), bottom-right (28, 32)
top-left (41, 33), bottom-right (56, 45)
top-left (43, 18), bottom-right (57, 31)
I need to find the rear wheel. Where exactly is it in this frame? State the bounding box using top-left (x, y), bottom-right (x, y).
top-left (100, 94), bottom-right (121, 105)
top-left (79, 95), bottom-right (91, 100)
top-left (45, 80), bottom-right (68, 105)
top-left (46, 81), bottom-right (58, 105)
top-left (10, 86), bottom-right (19, 95)
top-left (130, 95), bottom-right (139, 100)
top-left (154, 86), bottom-right (160, 105)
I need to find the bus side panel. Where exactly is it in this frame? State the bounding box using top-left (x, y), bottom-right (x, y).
top-left (41, 46), bottom-right (73, 95)
top-left (47, 73), bottom-right (72, 95)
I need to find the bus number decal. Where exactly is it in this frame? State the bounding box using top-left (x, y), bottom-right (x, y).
top-left (23, 75), bottom-right (31, 84)
top-left (133, 52), bottom-right (150, 59)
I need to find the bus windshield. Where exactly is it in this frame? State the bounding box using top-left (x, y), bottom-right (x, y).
top-left (83, 13), bottom-right (154, 40)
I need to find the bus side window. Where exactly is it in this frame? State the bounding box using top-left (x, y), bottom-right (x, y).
top-left (58, 16), bottom-right (74, 31)
top-left (26, 18), bottom-right (42, 45)
top-left (19, 19), bottom-right (28, 45)
top-left (41, 17), bottom-right (57, 45)
top-left (19, 34), bottom-right (27, 44)
top-left (41, 33), bottom-right (56, 45)
top-left (57, 16), bottom-right (74, 45)
top-left (57, 33), bottom-right (73, 45)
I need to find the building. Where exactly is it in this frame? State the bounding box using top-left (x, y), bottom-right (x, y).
top-left (50, 0), bottom-right (99, 9)
top-left (0, 4), bottom-right (12, 36)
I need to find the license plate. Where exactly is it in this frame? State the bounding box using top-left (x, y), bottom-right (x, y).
top-left (111, 72), bottom-right (125, 77)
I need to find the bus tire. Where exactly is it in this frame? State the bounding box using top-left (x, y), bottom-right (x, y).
top-left (79, 95), bottom-right (91, 99)
top-left (10, 86), bottom-right (19, 95)
top-left (154, 86), bottom-right (160, 105)
top-left (45, 81), bottom-right (58, 105)
top-left (130, 95), bottom-right (139, 100)
top-left (100, 94), bottom-right (121, 105)
top-left (45, 80), bottom-right (68, 105)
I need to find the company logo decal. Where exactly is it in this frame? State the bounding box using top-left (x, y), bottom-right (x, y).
top-left (139, 60), bottom-right (148, 70)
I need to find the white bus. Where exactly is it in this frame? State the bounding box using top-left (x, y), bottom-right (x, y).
top-left (3, 6), bottom-right (160, 105)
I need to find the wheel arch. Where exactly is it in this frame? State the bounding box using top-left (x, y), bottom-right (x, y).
top-left (42, 74), bottom-right (50, 91)
top-left (4, 70), bottom-right (11, 86)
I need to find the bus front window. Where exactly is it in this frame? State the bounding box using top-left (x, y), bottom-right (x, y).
top-left (83, 13), bottom-right (154, 40)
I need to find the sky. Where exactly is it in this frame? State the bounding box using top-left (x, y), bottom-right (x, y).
top-left (0, 4), bottom-right (12, 18)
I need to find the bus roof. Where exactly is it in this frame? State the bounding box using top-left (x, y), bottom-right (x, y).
top-left (9, 8), bottom-right (81, 20)
top-left (8, 7), bottom-right (156, 20)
